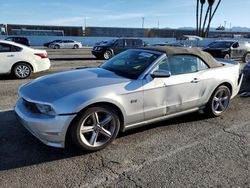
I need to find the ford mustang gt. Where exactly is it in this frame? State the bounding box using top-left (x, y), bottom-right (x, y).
top-left (15, 46), bottom-right (243, 151)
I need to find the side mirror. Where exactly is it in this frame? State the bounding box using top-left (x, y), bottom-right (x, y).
top-left (151, 70), bottom-right (171, 78)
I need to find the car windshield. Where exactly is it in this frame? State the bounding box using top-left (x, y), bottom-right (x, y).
top-left (208, 41), bottom-right (234, 48)
top-left (101, 50), bottom-right (161, 79)
top-left (103, 39), bottom-right (116, 45)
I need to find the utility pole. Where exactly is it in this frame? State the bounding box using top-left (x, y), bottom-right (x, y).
top-left (84, 17), bottom-right (87, 29)
top-left (157, 20), bottom-right (160, 29)
top-left (142, 17), bottom-right (145, 28)
top-left (224, 20), bottom-right (227, 30)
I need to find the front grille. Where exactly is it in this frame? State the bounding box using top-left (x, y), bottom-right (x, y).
top-left (22, 98), bottom-right (40, 113)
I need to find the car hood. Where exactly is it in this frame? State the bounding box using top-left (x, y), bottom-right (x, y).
top-left (19, 68), bottom-right (130, 103)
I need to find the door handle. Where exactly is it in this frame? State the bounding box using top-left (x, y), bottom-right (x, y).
top-left (7, 54), bottom-right (14, 57)
top-left (191, 78), bottom-right (200, 83)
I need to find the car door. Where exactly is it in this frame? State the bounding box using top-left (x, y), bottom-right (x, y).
top-left (68, 40), bottom-right (75, 48)
top-left (238, 42), bottom-right (248, 58)
top-left (143, 55), bottom-right (208, 120)
top-left (0, 43), bottom-right (21, 73)
top-left (230, 42), bottom-right (241, 59)
top-left (113, 39), bottom-right (125, 54)
top-left (124, 39), bottom-right (134, 50)
top-left (60, 40), bottom-right (66, 48)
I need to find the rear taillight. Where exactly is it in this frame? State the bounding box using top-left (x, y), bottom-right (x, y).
top-left (35, 53), bottom-right (48, 59)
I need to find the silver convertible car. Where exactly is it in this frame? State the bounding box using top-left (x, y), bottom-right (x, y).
top-left (15, 47), bottom-right (243, 151)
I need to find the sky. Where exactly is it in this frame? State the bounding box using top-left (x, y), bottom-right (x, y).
top-left (0, 0), bottom-right (249, 29)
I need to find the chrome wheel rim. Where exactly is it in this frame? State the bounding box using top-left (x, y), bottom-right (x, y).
top-left (245, 54), bottom-right (250, 63)
top-left (224, 54), bottom-right (230, 59)
top-left (212, 89), bottom-right (230, 114)
top-left (15, 65), bottom-right (30, 78)
top-left (104, 51), bottom-right (112, 59)
top-left (80, 111), bottom-right (115, 147)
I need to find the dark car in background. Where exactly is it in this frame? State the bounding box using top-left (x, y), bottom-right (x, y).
top-left (5, 37), bottom-right (30, 46)
top-left (43, 40), bottom-right (62, 48)
top-left (243, 61), bottom-right (250, 79)
top-left (92, 38), bottom-right (145, 60)
top-left (203, 40), bottom-right (250, 63)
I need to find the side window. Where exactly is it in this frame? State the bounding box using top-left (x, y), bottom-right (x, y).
top-left (115, 39), bottom-right (124, 47)
top-left (155, 58), bottom-right (169, 71)
top-left (197, 58), bottom-right (208, 71)
top-left (0, 43), bottom-right (12, 52)
top-left (13, 45), bottom-right (22, 52)
top-left (168, 55), bottom-right (201, 75)
top-left (126, 39), bottom-right (133, 47)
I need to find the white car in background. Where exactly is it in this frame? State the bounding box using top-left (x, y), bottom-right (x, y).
top-left (0, 40), bottom-right (50, 79)
top-left (49, 40), bottom-right (82, 49)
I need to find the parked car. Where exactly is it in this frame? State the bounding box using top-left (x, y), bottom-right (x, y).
top-left (0, 40), bottom-right (50, 79)
top-left (243, 61), bottom-right (250, 79)
top-left (150, 42), bottom-right (191, 48)
top-left (43, 40), bottom-right (62, 48)
top-left (5, 37), bottom-right (30, 46)
top-left (92, 38), bottom-right (145, 60)
top-left (49, 40), bottom-right (82, 49)
top-left (203, 40), bottom-right (250, 63)
top-left (15, 46), bottom-right (243, 151)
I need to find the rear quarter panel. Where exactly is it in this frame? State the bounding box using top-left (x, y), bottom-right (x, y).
top-left (201, 63), bottom-right (241, 105)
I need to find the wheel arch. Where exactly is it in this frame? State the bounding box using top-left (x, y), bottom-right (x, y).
top-left (65, 101), bottom-right (125, 147)
top-left (11, 61), bottom-right (34, 73)
top-left (218, 82), bottom-right (232, 95)
top-left (105, 48), bottom-right (115, 56)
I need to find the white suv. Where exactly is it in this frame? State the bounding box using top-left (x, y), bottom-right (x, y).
top-left (0, 40), bottom-right (50, 79)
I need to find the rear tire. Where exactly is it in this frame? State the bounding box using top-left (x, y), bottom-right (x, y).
top-left (70, 105), bottom-right (120, 151)
top-left (205, 85), bottom-right (231, 117)
top-left (12, 63), bottom-right (32, 79)
top-left (54, 45), bottom-right (60, 49)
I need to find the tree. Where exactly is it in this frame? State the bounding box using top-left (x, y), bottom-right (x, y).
top-left (196, 0), bottom-right (199, 35)
top-left (204, 0), bottom-right (222, 37)
top-left (196, 0), bottom-right (222, 37)
top-left (198, 0), bottom-right (206, 36)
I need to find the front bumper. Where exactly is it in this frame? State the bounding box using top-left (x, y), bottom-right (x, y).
top-left (91, 50), bottom-right (104, 57)
top-left (15, 98), bottom-right (76, 148)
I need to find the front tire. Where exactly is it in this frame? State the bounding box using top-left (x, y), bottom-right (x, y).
top-left (12, 63), bottom-right (32, 79)
top-left (205, 85), bottom-right (231, 117)
top-left (103, 50), bottom-right (113, 60)
top-left (71, 105), bottom-right (120, 151)
top-left (73, 44), bottom-right (79, 49)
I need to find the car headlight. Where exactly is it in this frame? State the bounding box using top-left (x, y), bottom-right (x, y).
top-left (95, 47), bottom-right (102, 50)
top-left (36, 103), bottom-right (57, 116)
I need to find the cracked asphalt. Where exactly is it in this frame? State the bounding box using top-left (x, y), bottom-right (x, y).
top-left (0, 48), bottom-right (249, 187)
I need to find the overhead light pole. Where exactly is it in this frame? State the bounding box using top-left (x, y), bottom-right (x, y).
top-left (142, 17), bottom-right (145, 28)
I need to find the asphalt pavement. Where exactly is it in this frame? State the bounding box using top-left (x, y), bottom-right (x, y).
top-left (0, 48), bottom-right (249, 187)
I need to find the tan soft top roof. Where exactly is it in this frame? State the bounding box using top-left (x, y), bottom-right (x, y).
top-left (144, 46), bottom-right (222, 68)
